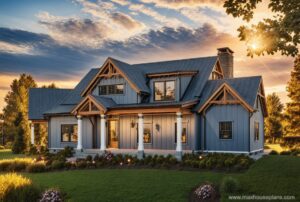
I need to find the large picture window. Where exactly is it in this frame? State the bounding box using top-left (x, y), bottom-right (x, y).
top-left (254, 122), bottom-right (259, 141)
top-left (219, 121), bottom-right (232, 139)
top-left (137, 123), bottom-right (152, 144)
top-left (99, 84), bottom-right (124, 95)
top-left (175, 123), bottom-right (187, 143)
top-left (154, 81), bottom-right (175, 101)
top-left (61, 124), bottom-right (78, 142)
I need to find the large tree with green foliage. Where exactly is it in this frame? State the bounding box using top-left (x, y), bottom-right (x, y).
top-left (3, 74), bottom-right (37, 153)
top-left (285, 56), bottom-right (300, 136)
top-left (265, 93), bottom-right (284, 143)
top-left (224, 0), bottom-right (299, 57)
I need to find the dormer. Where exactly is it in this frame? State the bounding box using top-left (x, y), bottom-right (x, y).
top-left (147, 71), bottom-right (197, 102)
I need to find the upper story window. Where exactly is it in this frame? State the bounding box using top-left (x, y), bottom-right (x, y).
top-left (99, 84), bottom-right (124, 95)
top-left (219, 121), bottom-right (232, 139)
top-left (154, 80), bottom-right (175, 101)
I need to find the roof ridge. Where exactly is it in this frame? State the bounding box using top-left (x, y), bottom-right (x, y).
top-left (131, 56), bottom-right (217, 66)
top-left (30, 88), bottom-right (73, 91)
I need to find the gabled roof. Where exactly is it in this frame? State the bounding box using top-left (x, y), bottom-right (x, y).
top-left (71, 94), bottom-right (117, 114)
top-left (29, 88), bottom-right (72, 120)
top-left (62, 68), bottom-right (99, 105)
top-left (194, 76), bottom-right (263, 112)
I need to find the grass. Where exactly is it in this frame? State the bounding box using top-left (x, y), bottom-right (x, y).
top-left (23, 156), bottom-right (300, 202)
top-left (0, 149), bottom-right (27, 160)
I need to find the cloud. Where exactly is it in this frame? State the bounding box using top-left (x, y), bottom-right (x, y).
top-left (140, 0), bottom-right (223, 9)
top-left (128, 3), bottom-right (185, 27)
top-left (110, 12), bottom-right (144, 30)
top-left (110, 0), bottom-right (130, 6)
top-left (0, 41), bottom-right (34, 55)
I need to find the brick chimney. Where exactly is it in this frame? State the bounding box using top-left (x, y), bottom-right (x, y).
top-left (217, 47), bottom-right (234, 78)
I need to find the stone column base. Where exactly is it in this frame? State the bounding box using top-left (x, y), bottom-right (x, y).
top-left (137, 150), bottom-right (144, 159)
top-left (175, 151), bottom-right (182, 161)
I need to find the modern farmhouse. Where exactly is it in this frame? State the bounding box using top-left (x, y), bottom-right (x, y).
top-left (29, 47), bottom-right (267, 159)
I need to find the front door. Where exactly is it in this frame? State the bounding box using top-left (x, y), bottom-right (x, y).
top-left (108, 120), bottom-right (119, 148)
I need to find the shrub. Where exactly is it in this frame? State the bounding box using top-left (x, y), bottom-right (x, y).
top-left (26, 162), bottom-right (46, 173)
top-left (269, 150), bottom-right (278, 155)
top-left (0, 173), bottom-right (41, 202)
top-left (221, 177), bottom-right (240, 193)
top-left (0, 158), bottom-right (34, 172)
top-left (51, 160), bottom-right (65, 170)
top-left (76, 160), bottom-right (87, 169)
top-left (27, 144), bottom-right (38, 155)
top-left (86, 155), bottom-right (93, 162)
top-left (40, 188), bottom-right (64, 202)
top-left (291, 149), bottom-right (300, 156)
top-left (0, 145), bottom-right (5, 150)
top-left (280, 151), bottom-right (291, 155)
top-left (192, 183), bottom-right (218, 201)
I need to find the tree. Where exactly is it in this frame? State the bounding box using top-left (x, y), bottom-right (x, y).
top-left (3, 74), bottom-right (37, 152)
top-left (265, 93), bottom-right (284, 143)
top-left (285, 55), bottom-right (300, 136)
top-left (224, 0), bottom-right (300, 57)
top-left (41, 83), bottom-right (57, 88)
top-left (12, 112), bottom-right (26, 153)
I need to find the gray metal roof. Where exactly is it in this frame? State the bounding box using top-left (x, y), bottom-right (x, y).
top-left (29, 88), bottom-right (72, 120)
top-left (28, 56), bottom-right (262, 118)
top-left (194, 76), bottom-right (262, 111)
top-left (91, 95), bottom-right (116, 109)
top-left (44, 104), bottom-right (76, 115)
top-left (62, 68), bottom-right (99, 105)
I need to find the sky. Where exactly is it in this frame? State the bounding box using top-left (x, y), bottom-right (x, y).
top-left (0, 0), bottom-right (294, 110)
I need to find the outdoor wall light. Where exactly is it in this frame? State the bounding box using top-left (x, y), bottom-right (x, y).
top-left (131, 120), bottom-right (136, 128)
top-left (155, 124), bottom-right (160, 132)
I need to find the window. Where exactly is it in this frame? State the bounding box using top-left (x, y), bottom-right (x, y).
top-left (254, 122), bottom-right (259, 141)
top-left (219, 122), bottom-right (232, 139)
top-left (154, 81), bottom-right (175, 101)
top-left (175, 123), bottom-right (187, 143)
top-left (61, 124), bottom-right (78, 142)
top-left (98, 84), bottom-right (124, 95)
top-left (137, 123), bottom-right (152, 144)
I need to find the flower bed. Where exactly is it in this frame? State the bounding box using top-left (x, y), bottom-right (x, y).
top-left (0, 147), bottom-right (255, 173)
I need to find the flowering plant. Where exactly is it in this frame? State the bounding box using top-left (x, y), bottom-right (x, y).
top-left (194, 184), bottom-right (216, 200)
top-left (40, 189), bottom-right (63, 202)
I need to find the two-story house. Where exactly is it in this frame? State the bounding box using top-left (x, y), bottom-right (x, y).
top-left (28, 47), bottom-right (267, 159)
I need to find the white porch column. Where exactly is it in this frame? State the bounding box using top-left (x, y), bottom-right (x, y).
top-left (77, 115), bottom-right (83, 150)
top-left (30, 121), bottom-right (34, 145)
top-left (137, 113), bottom-right (144, 159)
top-left (100, 114), bottom-right (106, 151)
top-left (176, 112), bottom-right (183, 160)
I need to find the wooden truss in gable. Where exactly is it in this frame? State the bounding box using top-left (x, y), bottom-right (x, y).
top-left (199, 83), bottom-right (254, 114)
top-left (72, 95), bottom-right (106, 115)
top-left (211, 61), bottom-right (224, 80)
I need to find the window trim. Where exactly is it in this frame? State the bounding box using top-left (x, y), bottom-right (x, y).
top-left (254, 121), bottom-right (259, 141)
top-left (219, 121), bottom-right (233, 140)
top-left (61, 124), bottom-right (78, 143)
top-left (153, 80), bottom-right (176, 102)
top-left (174, 122), bottom-right (188, 144)
top-left (98, 83), bottom-right (125, 95)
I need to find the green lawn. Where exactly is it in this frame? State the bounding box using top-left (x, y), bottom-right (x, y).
top-left (0, 149), bottom-right (27, 159)
top-left (22, 156), bottom-right (299, 202)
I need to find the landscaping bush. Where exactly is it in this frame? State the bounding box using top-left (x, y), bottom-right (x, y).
top-left (40, 188), bottom-right (65, 202)
top-left (0, 158), bottom-right (34, 172)
top-left (27, 144), bottom-right (38, 155)
top-left (221, 177), bottom-right (240, 194)
top-left (291, 149), bottom-right (300, 156)
top-left (53, 146), bottom-right (74, 162)
top-left (0, 173), bottom-right (41, 202)
top-left (280, 151), bottom-right (291, 155)
top-left (191, 183), bottom-right (218, 202)
top-left (51, 160), bottom-right (65, 170)
top-left (76, 160), bottom-right (87, 169)
top-left (269, 150), bottom-right (278, 155)
top-left (26, 162), bottom-right (46, 173)
top-left (0, 145), bottom-right (5, 150)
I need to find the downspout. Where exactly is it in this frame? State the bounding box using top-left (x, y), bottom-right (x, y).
top-left (203, 112), bottom-right (207, 152)
top-left (249, 111), bottom-right (254, 154)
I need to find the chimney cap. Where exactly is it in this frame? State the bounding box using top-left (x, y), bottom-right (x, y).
top-left (217, 47), bottom-right (234, 54)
